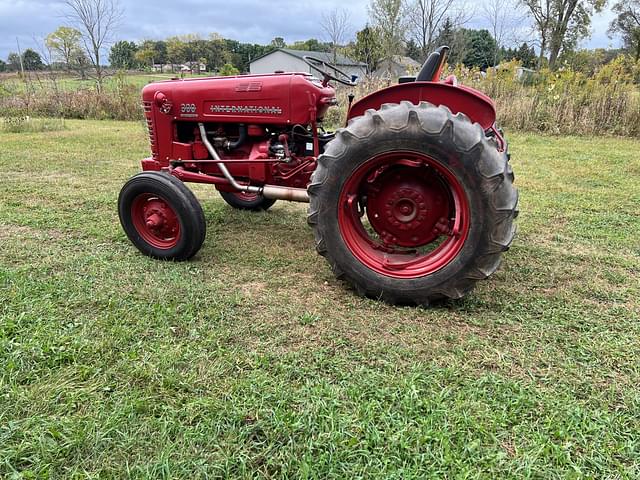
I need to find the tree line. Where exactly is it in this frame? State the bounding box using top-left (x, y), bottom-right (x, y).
top-left (366, 0), bottom-right (639, 70)
top-left (1, 0), bottom-right (639, 82)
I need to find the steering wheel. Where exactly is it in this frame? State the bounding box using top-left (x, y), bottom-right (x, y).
top-left (302, 55), bottom-right (356, 87)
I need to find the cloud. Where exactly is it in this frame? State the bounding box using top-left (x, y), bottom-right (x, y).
top-left (0, 0), bottom-right (621, 61)
top-left (583, 7), bottom-right (621, 49)
top-left (0, 0), bottom-right (369, 58)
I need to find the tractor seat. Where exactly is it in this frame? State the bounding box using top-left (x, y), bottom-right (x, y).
top-left (415, 46), bottom-right (450, 82)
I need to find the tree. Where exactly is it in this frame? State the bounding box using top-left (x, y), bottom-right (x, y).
top-left (436, 16), bottom-right (456, 47)
top-left (134, 40), bottom-right (167, 70)
top-left (109, 40), bottom-right (138, 69)
top-left (7, 52), bottom-right (22, 72)
top-left (352, 25), bottom-right (385, 72)
top-left (609, 0), bottom-right (640, 60)
top-left (321, 8), bottom-right (352, 63)
top-left (0, 60), bottom-right (6, 72)
top-left (219, 63), bottom-right (240, 76)
top-left (64, 0), bottom-right (123, 91)
top-left (153, 41), bottom-right (168, 64)
top-left (71, 49), bottom-right (91, 79)
top-left (369, 0), bottom-right (405, 59)
top-left (405, 0), bottom-right (472, 62)
top-left (516, 41), bottom-right (537, 67)
top-left (460, 29), bottom-right (497, 69)
top-left (482, 0), bottom-right (523, 66)
top-left (521, 0), bottom-right (606, 69)
top-left (203, 35), bottom-right (228, 72)
top-left (288, 39), bottom-right (332, 52)
top-left (405, 38), bottom-right (422, 60)
top-left (22, 49), bottom-right (44, 71)
top-left (436, 17), bottom-right (468, 64)
top-left (271, 37), bottom-right (286, 49)
top-left (223, 38), bottom-right (250, 71)
top-left (46, 26), bottom-right (83, 71)
top-left (135, 47), bottom-right (155, 70)
top-left (166, 37), bottom-right (188, 70)
top-left (234, 42), bottom-right (271, 72)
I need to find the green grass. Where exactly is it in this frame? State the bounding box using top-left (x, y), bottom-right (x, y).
top-left (1, 117), bottom-right (67, 134)
top-left (1, 120), bottom-right (639, 478)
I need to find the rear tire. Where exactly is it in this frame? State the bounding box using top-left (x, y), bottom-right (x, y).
top-left (218, 190), bottom-right (277, 211)
top-left (307, 102), bottom-right (518, 305)
top-left (119, 172), bottom-right (206, 260)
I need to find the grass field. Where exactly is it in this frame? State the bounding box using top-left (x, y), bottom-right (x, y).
top-left (1, 120), bottom-right (639, 478)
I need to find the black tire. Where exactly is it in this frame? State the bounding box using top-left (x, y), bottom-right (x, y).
top-left (307, 101), bottom-right (519, 305)
top-left (218, 190), bottom-right (277, 211)
top-left (118, 172), bottom-right (206, 260)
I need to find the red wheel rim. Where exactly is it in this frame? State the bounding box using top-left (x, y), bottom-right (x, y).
top-left (337, 151), bottom-right (470, 279)
top-left (131, 193), bottom-right (181, 249)
top-left (233, 191), bottom-right (260, 202)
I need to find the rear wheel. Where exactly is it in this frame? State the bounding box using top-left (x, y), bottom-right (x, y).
top-left (218, 190), bottom-right (277, 211)
top-left (119, 172), bottom-right (206, 260)
top-left (307, 102), bottom-right (518, 305)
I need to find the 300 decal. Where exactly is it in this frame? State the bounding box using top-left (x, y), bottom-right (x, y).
top-left (180, 103), bottom-right (196, 113)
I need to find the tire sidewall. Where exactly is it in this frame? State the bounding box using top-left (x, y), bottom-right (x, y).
top-left (119, 173), bottom-right (204, 260)
top-left (312, 106), bottom-right (508, 301)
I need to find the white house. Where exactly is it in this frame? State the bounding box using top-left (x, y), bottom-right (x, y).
top-left (152, 62), bottom-right (206, 74)
top-left (374, 56), bottom-right (422, 80)
top-left (250, 48), bottom-right (367, 81)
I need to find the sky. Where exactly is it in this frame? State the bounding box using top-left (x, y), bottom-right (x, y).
top-left (0, 0), bottom-right (621, 62)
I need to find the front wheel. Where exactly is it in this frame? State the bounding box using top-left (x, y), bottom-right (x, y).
top-left (307, 102), bottom-right (518, 305)
top-left (118, 172), bottom-right (206, 260)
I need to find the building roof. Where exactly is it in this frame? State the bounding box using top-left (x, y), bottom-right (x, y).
top-left (389, 56), bottom-right (421, 68)
top-left (251, 48), bottom-right (366, 67)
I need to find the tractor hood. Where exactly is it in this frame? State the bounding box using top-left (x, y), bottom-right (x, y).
top-left (142, 72), bottom-right (337, 125)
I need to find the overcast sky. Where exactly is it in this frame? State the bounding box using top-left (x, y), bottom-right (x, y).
top-left (0, 0), bottom-right (621, 61)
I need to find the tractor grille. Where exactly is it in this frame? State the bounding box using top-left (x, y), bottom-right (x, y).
top-left (142, 101), bottom-right (158, 160)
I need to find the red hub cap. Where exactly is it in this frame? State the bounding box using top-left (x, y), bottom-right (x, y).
top-left (131, 194), bottom-right (181, 249)
top-left (338, 152), bottom-right (470, 279)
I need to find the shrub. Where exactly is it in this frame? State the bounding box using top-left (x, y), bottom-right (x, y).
top-left (0, 74), bottom-right (141, 122)
top-left (327, 57), bottom-right (640, 137)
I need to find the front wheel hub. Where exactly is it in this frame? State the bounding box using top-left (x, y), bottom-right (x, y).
top-left (131, 194), bottom-right (181, 249)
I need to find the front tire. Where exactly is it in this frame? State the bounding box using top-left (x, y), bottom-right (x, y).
top-left (307, 102), bottom-right (518, 305)
top-left (118, 172), bottom-right (206, 260)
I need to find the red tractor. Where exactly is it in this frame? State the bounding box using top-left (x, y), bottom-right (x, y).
top-left (118, 47), bottom-right (518, 305)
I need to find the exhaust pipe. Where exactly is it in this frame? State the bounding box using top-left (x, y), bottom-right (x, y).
top-left (262, 185), bottom-right (309, 203)
top-left (198, 123), bottom-right (310, 203)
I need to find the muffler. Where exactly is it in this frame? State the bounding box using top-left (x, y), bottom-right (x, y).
top-left (261, 185), bottom-right (309, 203)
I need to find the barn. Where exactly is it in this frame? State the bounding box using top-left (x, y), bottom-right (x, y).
top-left (249, 48), bottom-right (367, 81)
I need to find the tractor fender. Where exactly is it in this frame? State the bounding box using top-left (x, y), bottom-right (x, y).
top-left (347, 82), bottom-right (496, 131)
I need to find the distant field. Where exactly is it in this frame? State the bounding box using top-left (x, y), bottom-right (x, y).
top-left (0, 71), bottom-right (206, 92)
top-left (1, 120), bottom-right (639, 478)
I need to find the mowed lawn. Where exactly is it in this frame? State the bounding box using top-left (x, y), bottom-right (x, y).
top-left (0, 120), bottom-right (639, 479)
